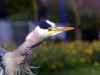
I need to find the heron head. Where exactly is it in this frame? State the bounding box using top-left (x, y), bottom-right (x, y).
top-left (34, 20), bottom-right (74, 38)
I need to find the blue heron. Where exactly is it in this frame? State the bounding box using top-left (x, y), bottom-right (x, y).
top-left (0, 20), bottom-right (74, 75)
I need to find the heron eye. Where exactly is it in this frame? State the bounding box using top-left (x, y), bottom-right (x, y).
top-left (48, 27), bottom-right (52, 31)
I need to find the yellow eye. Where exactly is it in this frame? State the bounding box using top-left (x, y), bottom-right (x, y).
top-left (48, 27), bottom-right (52, 31)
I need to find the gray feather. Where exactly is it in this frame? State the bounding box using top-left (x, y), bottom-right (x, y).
top-left (0, 48), bottom-right (8, 57)
top-left (0, 48), bottom-right (7, 75)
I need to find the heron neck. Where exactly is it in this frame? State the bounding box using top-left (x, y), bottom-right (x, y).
top-left (15, 31), bottom-right (44, 54)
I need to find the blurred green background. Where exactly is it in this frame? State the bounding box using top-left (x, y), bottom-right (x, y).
top-left (3, 41), bottom-right (100, 75)
top-left (0, 0), bottom-right (100, 75)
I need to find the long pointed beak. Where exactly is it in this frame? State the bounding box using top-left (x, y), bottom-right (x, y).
top-left (52, 27), bottom-right (74, 32)
top-left (48, 27), bottom-right (74, 36)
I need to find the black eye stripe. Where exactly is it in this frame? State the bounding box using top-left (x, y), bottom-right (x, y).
top-left (39, 20), bottom-right (51, 29)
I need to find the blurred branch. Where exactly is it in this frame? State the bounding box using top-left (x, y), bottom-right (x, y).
top-left (73, 0), bottom-right (82, 41)
top-left (73, 0), bottom-right (81, 25)
top-left (32, 0), bottom-right (38, 22)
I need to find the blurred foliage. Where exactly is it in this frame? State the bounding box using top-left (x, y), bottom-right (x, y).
top-left (8, 9), bottom-right (32, 20)
top-left (32, 41), bottom-right (100, 70)
top-left (39, 65), bottom-right (100, 75)
top-left (3, 0), bottom-right (32, 14)
top-left (81, 14), bottom-right (100, 30)
top-left (2, 43), bottom-right (16, 51)
top-left (2, 41), bottom-right (100, 75)
top-left (2, 0), bottom-right (33, 20)
top-left (3, 41), bottom-right (100, 70)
